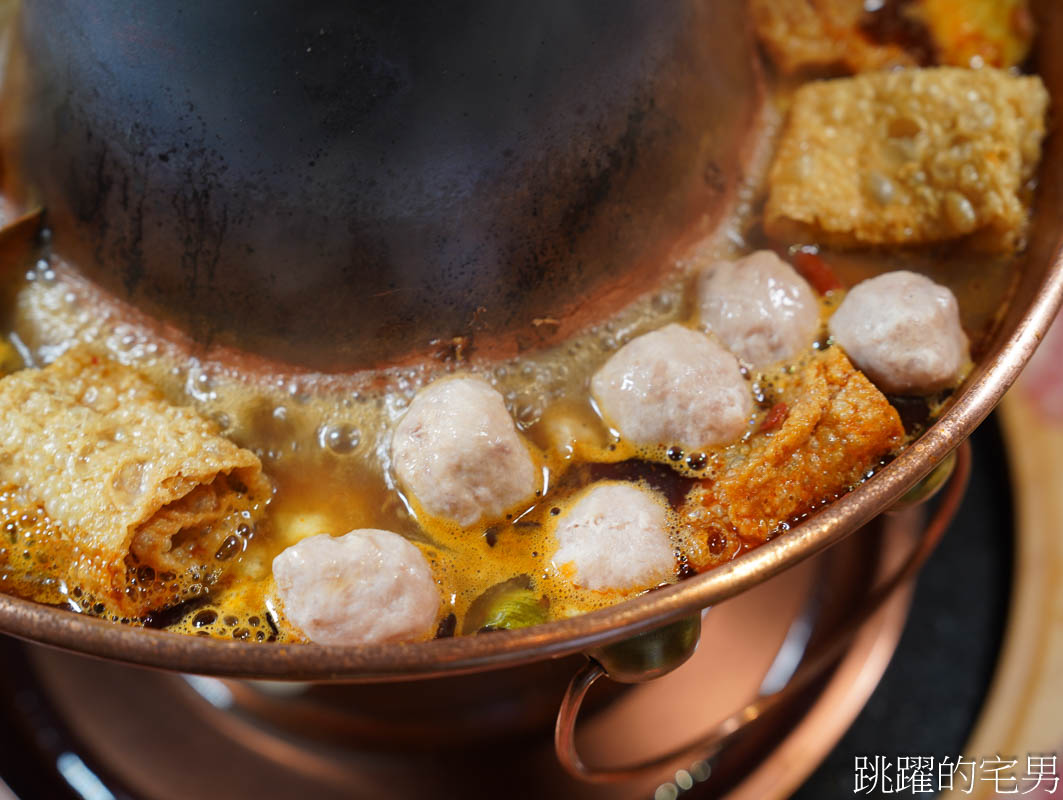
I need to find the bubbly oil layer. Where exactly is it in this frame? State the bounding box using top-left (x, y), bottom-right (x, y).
top-left (0, 84), bottom-right (1019, 642)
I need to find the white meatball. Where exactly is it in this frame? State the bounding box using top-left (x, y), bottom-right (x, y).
top-left (391, 376), bottom-right (539, 526)
top-left (552, 483), bottom-right (675, 592)
top-left (590, 323), bottom-right (752, 450)
top-left (696, 250), bottom-right (819, 368)
top-left (828, 270), bottom-right (969, 394)
top-left (272, 529), bottom-right (439, 645)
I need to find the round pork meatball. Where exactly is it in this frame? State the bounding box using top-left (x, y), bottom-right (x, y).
top-left (828, 271), bottom-right (969, 395)
top-left (273, 529), bottom-right (439, 645)
top-left (590, 323), bottom-right (752, 450)
top-left (552, 483), bottom-right (675, 592)
top-left (391, 376), bottom-right (539, 526)
top-left (696, 250), bottom-right (819, 368)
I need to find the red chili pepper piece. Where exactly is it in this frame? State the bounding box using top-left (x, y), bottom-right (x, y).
top-left (760, 401), bottom-right (789, 433)
top-left (792, 250), bottom-right (843, 295)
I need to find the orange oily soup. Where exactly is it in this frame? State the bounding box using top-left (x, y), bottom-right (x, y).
top-left (0, 56), bottom-right (1042, 643)
top-left (0, 308), bottom-right (907, 643)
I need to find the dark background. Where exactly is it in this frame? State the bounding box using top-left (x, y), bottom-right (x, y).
top-left (795, 418), bottom-right (1014, 798)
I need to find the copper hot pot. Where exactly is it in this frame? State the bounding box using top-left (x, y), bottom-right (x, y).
top-left (0, 0), bottom-right (1059, 786)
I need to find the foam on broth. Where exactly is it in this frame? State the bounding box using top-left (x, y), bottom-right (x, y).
top-left (0, 83), bottom-right (1023, 641)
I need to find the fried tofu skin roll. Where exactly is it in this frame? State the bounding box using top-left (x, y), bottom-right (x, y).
top-left (0, 349), bottom-right (271, 616)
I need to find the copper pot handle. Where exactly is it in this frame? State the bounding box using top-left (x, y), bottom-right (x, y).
top-left (554, 440), bottom-right (972, 784)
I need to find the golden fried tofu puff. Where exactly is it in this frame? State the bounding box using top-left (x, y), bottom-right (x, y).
top-left (765, 67), bottom-right (1048, 253)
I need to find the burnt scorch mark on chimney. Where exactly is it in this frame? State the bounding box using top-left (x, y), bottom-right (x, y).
top-left (65, 122), bottom-right (147, 296)
top-left (114, 172), bottom-right (147, 296)
top-left (556, 103), bottom-right (650, 244)
top-left (169, 143), bottom-right (229, 300)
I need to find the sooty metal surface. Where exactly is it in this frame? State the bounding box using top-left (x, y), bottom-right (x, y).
top-left (1, 1), bottom-right (759, 371)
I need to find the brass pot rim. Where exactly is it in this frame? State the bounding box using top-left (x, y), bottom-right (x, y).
top-left (1, 232), bottom-right (1060, 682)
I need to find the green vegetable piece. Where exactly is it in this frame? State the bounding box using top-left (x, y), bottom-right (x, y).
top-left (480, 587), bottom-right (549, 631)
top-left (462, 575), bottom-right (550, 634)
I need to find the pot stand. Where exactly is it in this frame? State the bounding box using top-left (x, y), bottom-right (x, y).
top-left (0, 443), bottom-right (967, 800)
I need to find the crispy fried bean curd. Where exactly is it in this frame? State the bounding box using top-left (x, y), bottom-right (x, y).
top-left (681, 347), bottom-right (905, 570)
top-left (751, 0), bottom-right (917, 75)
top-left (0, 348), bottom-right (270, 616)
top-left (751, 0), bottom-right (1033, 75)
top-left (0, 53), bottom-right (1040, 640)
top-left (765, 67), bottom-right (1048, 253)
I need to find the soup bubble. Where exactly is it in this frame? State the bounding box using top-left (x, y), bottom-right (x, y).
top-left (317, 423), bottom-right (361, 454)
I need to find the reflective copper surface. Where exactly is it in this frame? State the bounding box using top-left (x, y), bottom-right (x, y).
top-left (554, 443), bottom-right (970, 784)
top-left (4, 508), bottom-right (917, 799)
top-left (0, 3), bottom-right (1058, 682)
